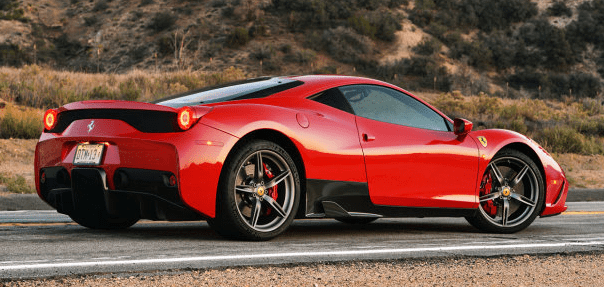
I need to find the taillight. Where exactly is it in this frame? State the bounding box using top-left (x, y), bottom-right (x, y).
top-left (177, 106), bottom-right (194, 131)
top-left (43, 109), bottom-right (58, 131)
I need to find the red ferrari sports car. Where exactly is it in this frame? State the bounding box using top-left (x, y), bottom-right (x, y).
top-left (35, 75), bottom-right (568, 240)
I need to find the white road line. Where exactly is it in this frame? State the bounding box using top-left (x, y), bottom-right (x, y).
top-left (2, 241), bottom-right (604, 271)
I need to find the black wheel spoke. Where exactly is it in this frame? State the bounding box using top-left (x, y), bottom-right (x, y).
top-left (479, 192), bottom-right (501, 203)
top-left (265, 169), bottom-right (291, 189)
top-left (511, 164), bottom-right (529, 188)
top-left (263, 195), bottom-right (286, 218)
top-left (254, 151), bottom-right (264, 183)
top-left (510, 193), bottom-right (536, 207)
top-left (489, 163), bottom-right (505, 185)
top-left (250, 198), bottom-right (262, 227)
top-left (501, 198), bottom-right (510, 226)
top-left (235, 185), bottom-right (254, 194)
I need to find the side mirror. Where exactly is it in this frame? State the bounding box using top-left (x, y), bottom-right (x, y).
top-left (453, 118), bottom-right (473, 135)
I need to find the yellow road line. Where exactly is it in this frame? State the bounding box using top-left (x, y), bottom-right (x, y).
top-left (563, 211), bottom-right (604, 215)
top-left (2, 212), bottom-right (604, 227)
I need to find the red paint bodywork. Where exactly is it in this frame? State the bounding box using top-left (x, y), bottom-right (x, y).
top-left (35, 75), bottom-right (568, 219)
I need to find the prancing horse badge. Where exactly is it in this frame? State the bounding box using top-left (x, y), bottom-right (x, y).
top-left (477, 136), bottom-right (487, 147)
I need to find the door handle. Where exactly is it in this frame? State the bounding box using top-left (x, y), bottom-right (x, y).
top-left (362, 133), bottom-right (375, 142)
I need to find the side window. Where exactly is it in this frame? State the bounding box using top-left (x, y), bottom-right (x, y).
top-left (308, 88), bottom-right (355, 114)
top-left (339, 85), bottom-right (449, 131)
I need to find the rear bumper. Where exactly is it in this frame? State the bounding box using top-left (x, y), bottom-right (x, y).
top-left (41, 167), bottom-right (203, 221)
top-left (35, 120), bottom-right (239, 219)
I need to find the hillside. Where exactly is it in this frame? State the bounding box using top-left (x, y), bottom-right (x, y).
top-left (1, 0), bottom-right (603, 100)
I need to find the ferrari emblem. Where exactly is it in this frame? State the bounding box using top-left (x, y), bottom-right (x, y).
top-left (257, 186), bottom-right (266, 197)
top-left (87, 120), bottom-right (95, 133)
top-left (478, 136), bottom-right (487, 147)
top-left (502, 187), bottom-right (511, 197)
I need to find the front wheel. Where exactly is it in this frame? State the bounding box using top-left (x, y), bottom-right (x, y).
top-left (209, 140), bottom-right (300, 240)
top-left (466, 149), bottom-right (544, 233)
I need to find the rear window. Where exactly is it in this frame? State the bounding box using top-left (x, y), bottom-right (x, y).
top-left (154, 77), bottom-right (303, 108)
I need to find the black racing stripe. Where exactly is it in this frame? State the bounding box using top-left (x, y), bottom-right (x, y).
top-left (48, 109), bottom-right (178, 133)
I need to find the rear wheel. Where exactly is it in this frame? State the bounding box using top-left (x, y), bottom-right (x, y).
top-left (209, 140), bottom-right (300, 241)
top-left (466, 149), bottom-right (544, 233)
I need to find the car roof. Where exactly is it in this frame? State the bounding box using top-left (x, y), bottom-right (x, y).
top-left (279, 75), bottom-right (398, 99)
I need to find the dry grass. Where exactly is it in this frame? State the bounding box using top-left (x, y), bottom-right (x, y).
top-left (0, 65), bottom-right (247, 109)
top-left (0, 101), bottom-right (44, 139)
top-left (424, 91), bottom-right (604, 155)
top-left (0, 139), bottom-right (37, 193)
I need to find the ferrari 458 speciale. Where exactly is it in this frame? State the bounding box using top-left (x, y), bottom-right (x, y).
top-left (36, 75), bottom-right (568, 240)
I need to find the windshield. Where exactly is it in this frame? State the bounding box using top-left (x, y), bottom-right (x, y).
top-left (154, 77), bottom-right (301, 108)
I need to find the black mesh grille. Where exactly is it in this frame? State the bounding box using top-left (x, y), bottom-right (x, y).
top-left (48, 109), bottom-right (179, 133)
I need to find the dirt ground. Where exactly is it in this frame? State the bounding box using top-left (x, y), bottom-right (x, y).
top-left (3, 252), bottom-right (604, 287)
top-left (0, 139), bottom-right (603, 193)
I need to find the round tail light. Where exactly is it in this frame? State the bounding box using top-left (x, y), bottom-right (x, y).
top-left (177, 107), bottom-right (194, 131)
top-left (44, 109), bottom-right (58, 131)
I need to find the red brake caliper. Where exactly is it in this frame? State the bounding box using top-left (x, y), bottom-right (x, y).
top-left (480, 172), bottom-right (497, 216)
top-left (263, 163), bottom-right (278, 215)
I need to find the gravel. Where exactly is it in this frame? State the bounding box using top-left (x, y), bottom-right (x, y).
top-left (3, 252), bottom-right (604, 286)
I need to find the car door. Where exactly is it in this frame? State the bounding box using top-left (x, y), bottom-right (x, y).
top-left (339, 85), bottom-right (480, 209)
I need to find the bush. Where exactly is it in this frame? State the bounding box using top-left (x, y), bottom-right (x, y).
top-left (348, 14), bottom-right (377, 39)
top-left (0, 106), bottom-right (42, 139)
top-left (226, 27), bottom-right (250, 47)
top-left (92, 0), bottom-right (109, 12)
top-left (84, 15), bottom-right (98, 26)
top-left (0, 43), bottom-right (30, 67)
top-left (149, 12), bottom-right (176, 32)
top-left (321, 27), bottom-right (373, 65)
top-left (349, 9), bottom-right (402, 42)
top-left (250, 45), bottom-right (275, 61)
top-left (0, 174), bottom-right (35, 193)
top-left (413, 38), bottom-right (441, 56)
top-left (286, 49), bottom-right (316, 64)
top-left (536, 126), bottom-right (604, 155)
top-left (548, 1), bottom-right (572, 17)
top-left (119, 80), bottom-right (141, 101)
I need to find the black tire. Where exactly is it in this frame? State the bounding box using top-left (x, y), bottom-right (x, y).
top-left (69, 208), bottom-right (139, 230)
top-left (335, 217), bottom-right (378, 224)
top-left (209, 140), bottom-right (300, 241)
top-left (466, 149), bottom-right (544, 233)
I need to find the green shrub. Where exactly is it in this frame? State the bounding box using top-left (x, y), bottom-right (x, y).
top-left (0, 44), bottom-right (30, 67)
top-left (226, 27), bottom-right (250, 47)
top-left (149, 12), bottom-right (176, 32)
top-left (84, 16), bottom-right (98, 26)
top-left (548, 1), bottom-right (572, 17)
top-left (157, 36), bottom-right (173, 57)
top-left (250, 45), bottom-right (274, 61)
top-left (93, 0), bottom-right (109, 12)
top-left (413, 38), bottom-right (441, 56)
top-left (321, 27), bottom-right (373, 65)
top-left (0, 174), bottom-right (35, 194)
top-left (87, 86), bottom-right (117, 100)
top-left (0, 106), bottom-right (42, 139)
top-left (536, 126), bottom-right (604, 155)
top-left (582, 98), bottom-right (604, 116)
top-left (348, 14), bottom-right (377, 39)
top-left (286, 49), bottom-right (316, 64)
top-left (119, 80), bottom-right (141, 101)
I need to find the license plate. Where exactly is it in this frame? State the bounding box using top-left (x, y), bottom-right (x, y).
top-left (73, 144), bottom-right (105, 165)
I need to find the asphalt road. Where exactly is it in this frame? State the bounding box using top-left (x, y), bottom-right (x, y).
top-left (1, 202), bottom-right (604, 279)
